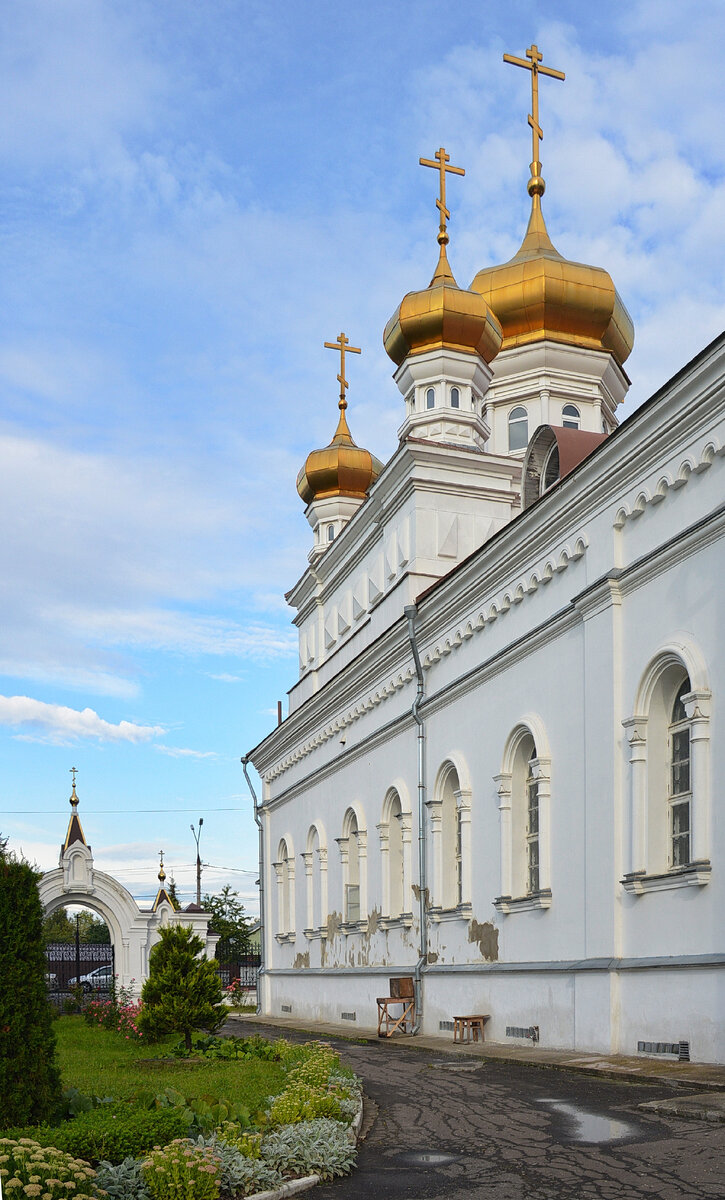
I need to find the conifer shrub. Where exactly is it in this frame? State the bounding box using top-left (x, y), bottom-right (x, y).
top-left (0, 842), bottom-right (63, 1125)
top-left (139, 925), bottom-right (225, 1052)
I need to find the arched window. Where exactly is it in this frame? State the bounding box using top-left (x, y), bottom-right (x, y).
top-left (508, 406), bottom-right (528, 451)
top-left (495, 720), bottom-right (552, 912)
top-left (379, 787), bottom-right (411, 921)
top-left (426, 387), bottom-right (435, 410)
top-left (430, 762), bottom-right (471, 913)
top-left (303, 824), bottom-right (328, 933)
top-left (274, 838), bottom-right (295, 937)
top-left (327, 525), bottom-right (335, 542)
top-left (562, 403), bottom-right (580, 429)
top-left (669, 681), bottom-right (691, 867)
top-left (450, 386), bottom-right (460, 409)
top-left (623, 645), bottom-right (711, 893)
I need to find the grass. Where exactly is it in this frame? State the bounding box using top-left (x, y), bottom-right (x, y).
top-left (54, 1016), bottom-right (286, 1114)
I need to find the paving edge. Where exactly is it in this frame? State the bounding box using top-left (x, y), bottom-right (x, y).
top-left (638, 1096), bottom-right (725, 1123)
top-left (245, 1090), bottom-right (364, 1200)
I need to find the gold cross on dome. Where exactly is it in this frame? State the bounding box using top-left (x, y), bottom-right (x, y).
top-left (324, 332), bottom-right (361, 410)
top-left (503, 43), bottom-right (565, 173)
top-left (419, 146), bottom-right (465, 244)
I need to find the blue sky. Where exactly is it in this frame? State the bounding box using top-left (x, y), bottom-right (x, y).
top-left (1, 0), bottom-right (724, 915)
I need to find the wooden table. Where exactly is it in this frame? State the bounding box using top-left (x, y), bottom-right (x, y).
top-left (453, 1014), bottom-right (490, 1043)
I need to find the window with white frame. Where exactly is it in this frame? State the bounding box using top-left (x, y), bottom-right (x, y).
top-left (508, 406), bottom-right (528, 451)
top-left (426, 387), bottom-right (435, 409)
top-left (275, 838), bottom-right (294, 936)
top-left (622, 649), bottom-right (711, 893)
top-left (669, 680), bottom-right (692, 868)
top-left (494, 722), bottom-right (552, 912)
top-left (386, 791), bottom-right (404, 917)
top-left (450, 386), bottom-right (460, 409)
top-left (303, 824), bottom-right (328, 932)
top-left (562, 403), bottom-right (580, 429)
top-left (440, 766), bottom-right (461, 909)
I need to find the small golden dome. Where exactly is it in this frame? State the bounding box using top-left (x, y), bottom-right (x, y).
top-left (297, 404), bottom-right (383, 505)
top-left (384, 243), bottom-right (503, 367)
top-left (470, 194), bottom-right (634, 366)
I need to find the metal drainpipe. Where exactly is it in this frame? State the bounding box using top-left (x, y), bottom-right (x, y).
top-left (404, 603), bottom-right (427, 1035)
top-left (241, 755), bottom-right (265, 1016)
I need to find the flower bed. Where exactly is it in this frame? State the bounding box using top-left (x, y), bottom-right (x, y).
top-left (0, 1030), bottom-right (362, 1199)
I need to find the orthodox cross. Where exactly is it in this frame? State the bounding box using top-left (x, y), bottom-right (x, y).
top-left (419, 146), bottom-right (465, 244)
top-left (503, 43), bottom-right (565, 171)
top-left (158, 850), bottom-right (166, 881)
top-left (324, 332), bottom-right (361, 410)
top-left (70, 766), bottom-right (79, 805)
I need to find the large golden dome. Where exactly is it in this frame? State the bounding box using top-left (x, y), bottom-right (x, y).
top-left (384, 243), bottom-right (503, 367)
top-left (470, 192), bottom-right (634, 366)
top-left (297, 404), bottom-right (383, 505)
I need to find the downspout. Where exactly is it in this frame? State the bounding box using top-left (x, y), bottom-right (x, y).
top-left (404, 603), bottom-right (427, 1035)
top-left (241, 755), bottom-right (265, 1016)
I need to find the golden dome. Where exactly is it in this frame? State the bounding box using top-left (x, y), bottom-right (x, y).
top-left (384, 243), bottom-right (503, 367)
top-left (297, 403), bottom-right (383, 505)
top-left (470, 193), bottom-right (634, 366)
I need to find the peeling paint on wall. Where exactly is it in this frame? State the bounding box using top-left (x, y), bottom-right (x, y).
top-left (293, 951), bottom-right (310, 969)
top-left (468, 919), bottom-right (499, 961)
top-left (326, 910), bottom-right (342, 940)
top-left (411, 884), bottom-right (430, 906)
top-left (367, 907), bottom-right (381, 936)
top-left (427, 950), bottom-right (439, 964)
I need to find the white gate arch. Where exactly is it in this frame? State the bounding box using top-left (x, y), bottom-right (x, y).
top-left (39, 789), bottom-right (218, 997)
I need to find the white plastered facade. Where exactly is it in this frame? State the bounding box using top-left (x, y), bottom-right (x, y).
top-left (251, 331), bottom-right (725, 1063)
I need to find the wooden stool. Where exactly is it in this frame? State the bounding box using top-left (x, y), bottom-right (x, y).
top-left (377, 976), bottom-right (415, 1038)
top-left (453, 1014), bottom-right (490, 1043)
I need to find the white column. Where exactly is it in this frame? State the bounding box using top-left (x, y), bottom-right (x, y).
top-left (494, 773), bottom-right (512, 898)
top-left (357, 830), bottom-right (368, 918)
top-left (377, 822), bottom-right (390, 916)
top-left (455, 787), bottom-right (472, 905)
top-left (426, 800), bottom-right (442, 908)
top-left (622, 718), bottom-right (647, 875)
top-left (401, 812), bottom-right (413, 915)
top-left (336, 837), bottom-right (349, 920)
top-left (300, 852), bottom-right (313, 932)
top-left (532, 759), bottom-right (551, 892)
top-left (684, 690), bottom-right (711, 864)
top-left (318, 846), bottom-right (328, 931)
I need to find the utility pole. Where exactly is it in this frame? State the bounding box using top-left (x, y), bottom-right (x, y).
top-left (191, 818), bottom-right (204, 906)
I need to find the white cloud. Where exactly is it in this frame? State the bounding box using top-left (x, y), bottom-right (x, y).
top-left (0, 695), bottom-right (163, 745)
top-left (156, 745), bottom-right (217, 760)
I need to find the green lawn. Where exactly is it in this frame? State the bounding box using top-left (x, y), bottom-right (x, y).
top-left (54, 1017), bottom-right (285, 1115)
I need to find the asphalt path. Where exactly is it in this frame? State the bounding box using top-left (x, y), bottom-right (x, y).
top-left (231, 1020), bottom-right (725, 1200)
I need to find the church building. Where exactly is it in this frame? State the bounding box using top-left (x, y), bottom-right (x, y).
top-left (247, 45), bottom-right (725, 1063)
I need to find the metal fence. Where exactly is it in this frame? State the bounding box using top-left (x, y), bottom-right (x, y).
top-left (45, 942), bottom-right (114, 1006)
top-left (217, 953), bottom-right (261, 988)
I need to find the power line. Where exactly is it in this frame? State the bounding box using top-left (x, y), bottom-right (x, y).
top-left (1, 807), bottom-right (246, 815)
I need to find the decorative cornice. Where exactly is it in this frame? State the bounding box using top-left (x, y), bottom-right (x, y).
top-left (613, 436), bottom-right (723, 528)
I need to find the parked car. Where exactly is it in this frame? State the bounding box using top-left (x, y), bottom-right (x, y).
top-left (67, 965), bottom-right (113, 993)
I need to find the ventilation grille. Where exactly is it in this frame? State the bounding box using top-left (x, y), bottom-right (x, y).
top-left (281, 1004), bottom-right (292, 1013)
top-left (439, 1020), bottom-right (455, 1032)
top-left (637, 1040), bottom-right (686, 1057)
top-left (341, 1011), bottom-right (357, 1021)
top-left (507, 1025), bottom-right (538, 1041)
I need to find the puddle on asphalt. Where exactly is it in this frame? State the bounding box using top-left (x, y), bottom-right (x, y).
top-left (535, 1098), bottom-right (636, 1143)
top-left (394, 1150), bottom-right (459, 1166)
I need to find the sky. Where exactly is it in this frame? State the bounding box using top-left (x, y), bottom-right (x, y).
top-left (1, 0), bottom-right (724, 918)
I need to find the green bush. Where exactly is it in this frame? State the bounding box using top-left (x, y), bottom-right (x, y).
top-left (143, 1139), bottom-right (221, 1200)
top-left (132, 1085), bottom-right (251, 1137)
top-left (0, 848), bottom-right (63, 1125)
top-left (4, 1104), bottom-right (189, 1164)
top-left (261, 1118), bottom-right (357, 1181)
top-left (0, 1137), bottom-right (103, 1198)
top-left (139, 925), bottom-right (225, 1052)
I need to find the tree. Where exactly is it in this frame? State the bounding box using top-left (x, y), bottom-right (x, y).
top-left (202, 886), bottom-right (251, 961)
top-left (42, 907), bottom-right (110, 945)
top-left (139, 924), bottom-right (225, 1051)
top-left (167, 875), bottom-right (181, 911)
top-left (0, 840), bottom-right (62, 1124)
